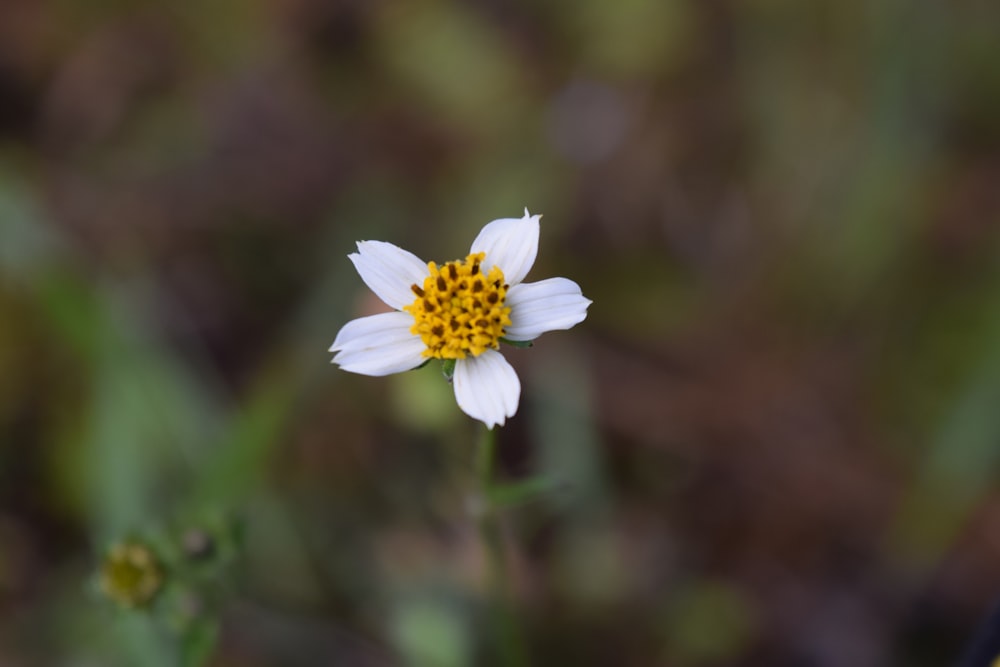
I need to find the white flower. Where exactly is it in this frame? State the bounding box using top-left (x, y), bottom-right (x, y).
top-left (330, 209), bottom-right (592, 428)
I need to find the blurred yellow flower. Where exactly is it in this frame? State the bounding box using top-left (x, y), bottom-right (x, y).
top-left (99, 541), bottom-right (163, 609)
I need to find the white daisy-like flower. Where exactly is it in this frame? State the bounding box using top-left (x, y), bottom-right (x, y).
top-left (330, 209), bottom-right (592, 429)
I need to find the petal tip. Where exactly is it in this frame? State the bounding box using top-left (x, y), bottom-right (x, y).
top-left (453, 351), bottom-right (520, 428)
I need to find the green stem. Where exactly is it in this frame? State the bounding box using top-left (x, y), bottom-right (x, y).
top-left (476, 426), bottom-right (497, 493)
top-left (475, 427), bottom-right (526, 667)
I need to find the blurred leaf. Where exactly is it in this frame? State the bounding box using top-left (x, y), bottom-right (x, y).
top-left (180, 618), bottom-right (219, 667)
top-left (563, 0), bottom-right (693, 79)
top-left (488, 476), bottom-right (558, 509)
top-left (240, 492), bottom-right (326, 605)
top-left (391, 595), bottom-right (470, 667)
top-left (187, 370), bottom-right (296, 510)
top-left (34, 270), bottom-right (105, 361)
top-left (891, 347), bottom-right (1000, 567)
top-left (172, 0), bottom-right (273, 71)
top-left (528, 342), bottom-right (606, 516)
top-left (391, 364), bottom-right (458, 433)
top-left (0, 170), bottom-right (58, 285)
top-left (375, 2), bottom-right (525, 132)
top-left (113, 613), bottom-right (177, 667)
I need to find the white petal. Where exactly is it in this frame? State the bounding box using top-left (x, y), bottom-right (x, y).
top-left (504, 278), bottom-right (592, 341)
top-left (349, 241), bottom-right (429, 310)
top-left (330, 310), bottom-right (414, 352)
top-left (469, 210), bottom-right (540, 287)
top-left (330, 311), bottom-right (426, 376)
top-left (453, 350), bottom-right (521, 429)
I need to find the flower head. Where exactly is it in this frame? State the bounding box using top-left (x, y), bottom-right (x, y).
top-left (330, 209), bottom-right (592, 428)
top-left (98, 541), bottom-right (164, 609)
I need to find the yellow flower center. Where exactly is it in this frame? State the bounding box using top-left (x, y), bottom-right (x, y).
top-left (404, 252), bottom-right (512, 359)
top-left (99, 542), bottom-right (163, 609)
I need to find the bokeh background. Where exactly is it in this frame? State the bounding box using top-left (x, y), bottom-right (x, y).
top-left (3, 1), bottom-right (1000, 665)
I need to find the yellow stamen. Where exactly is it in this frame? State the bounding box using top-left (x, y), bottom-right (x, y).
top-left (403, 252), bottom-right (512, 359)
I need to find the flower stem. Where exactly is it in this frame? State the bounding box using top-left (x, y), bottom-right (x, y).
top-left (475, 426), bottom-right (526, 667)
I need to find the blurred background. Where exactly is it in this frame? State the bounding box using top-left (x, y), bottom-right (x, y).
top-left (2, 0), bottom-right (1000, 665)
